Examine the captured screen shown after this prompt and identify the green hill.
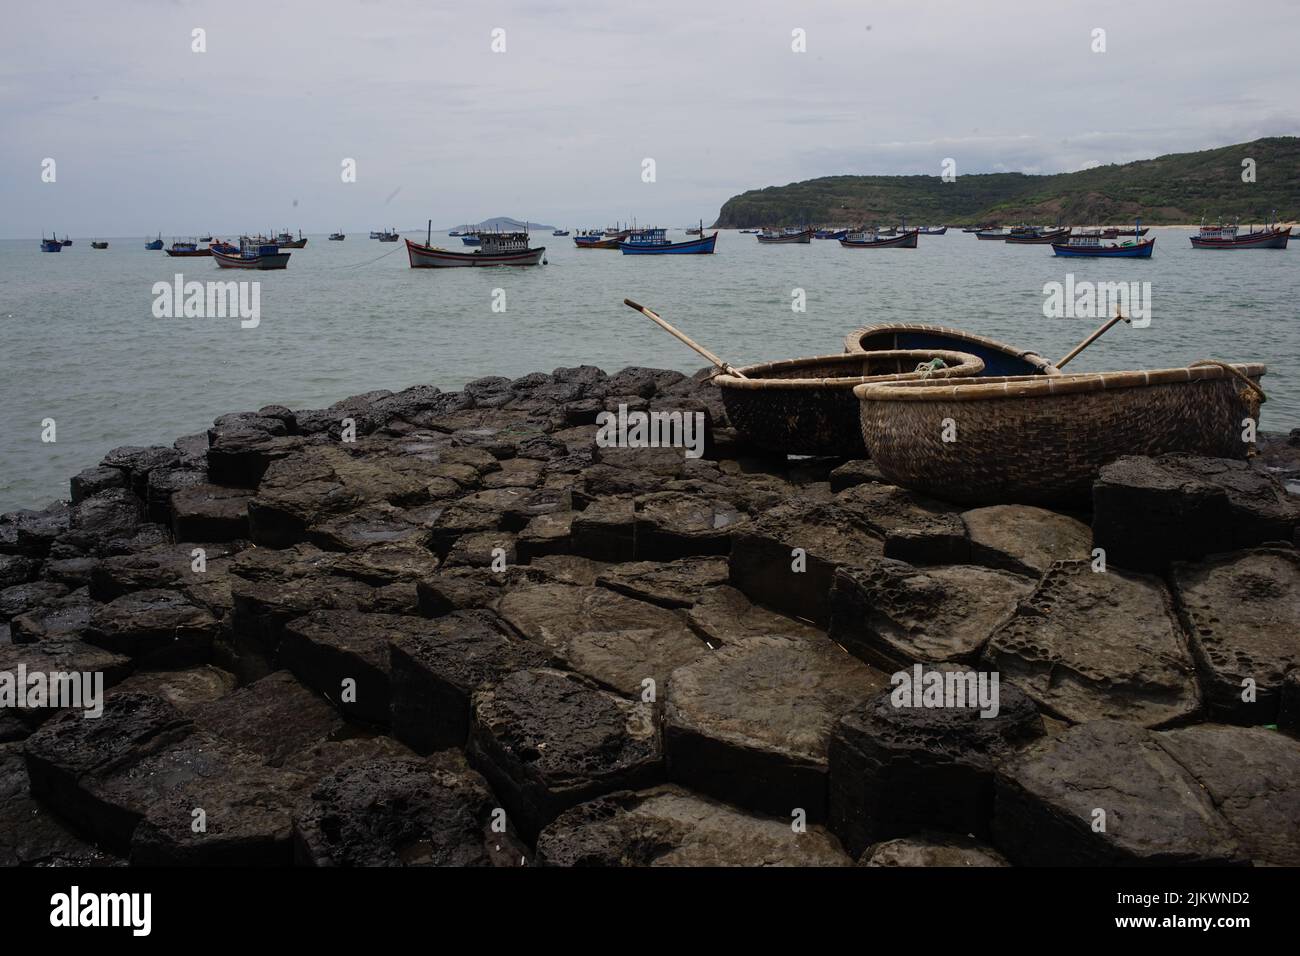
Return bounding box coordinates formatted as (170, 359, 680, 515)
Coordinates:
(713, 137, 1300, 227)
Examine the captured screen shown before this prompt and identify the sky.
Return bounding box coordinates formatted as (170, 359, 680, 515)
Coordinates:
(2, 0, 1298, 237)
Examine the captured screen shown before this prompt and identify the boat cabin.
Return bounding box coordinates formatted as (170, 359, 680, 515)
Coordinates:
(623, 228, 668, 247)
(478, 231, 531, 254)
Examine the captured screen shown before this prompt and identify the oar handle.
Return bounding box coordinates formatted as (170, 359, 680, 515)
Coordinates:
(623, 299, 747, 378)
(1055, 309, 1131, 370)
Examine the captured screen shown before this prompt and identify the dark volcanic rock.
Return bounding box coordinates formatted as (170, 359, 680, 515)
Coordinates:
(570, 496, 636, 562)
(467, 668, 662, 842)
(0, 555, 39, 589)
(829, 460, 888, 493)
(516, 511, 574, 560)
(0, 638, 133, 724)
(0, 744, 121, 866)
(663, 635, 889, 821)
(144, 466, 207, 525)
(1092, 454, 1298, 572)
(0, 581, 69, 621)
(107, 665, 237, 712)
(206, 430, 304, 489)
(860, 832, 1009, 867)
(536, 785, 851, 866)
(390, 611, 553, 754)
(829, 560, 1033, 669)
(170, 484, 252, 542)
(633, 492, 747, 560)
(9, 592, 99, 644)
(92, 541, 243, 617)
(1170, 547, 1300, 724)
(982, 561, 1199, 728)
(595, 557, 729, 609)
(685, 586, 824, 647)
(86, 589, 219, 665)
(192, 670, 345, 766)
(496, 583, 707, 696)
(962, 504, 1092, 576)
(828, 678, 1043, 857)
(729, 499, 884, 627)
(993, 720, 1246, 866)
(99, 445, 182, 498)
(294, 752, 525, 866)
(70, 465, 129, 505)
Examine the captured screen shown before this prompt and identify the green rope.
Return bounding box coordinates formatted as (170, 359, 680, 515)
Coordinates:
(915, 357, 948, 378)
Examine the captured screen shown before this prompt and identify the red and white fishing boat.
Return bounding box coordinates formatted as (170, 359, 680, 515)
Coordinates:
(756, 226, 814, 244)
(212, 236, 291, 270)
(1190, 217, 1290, 249)
(406, 221, 545, 267)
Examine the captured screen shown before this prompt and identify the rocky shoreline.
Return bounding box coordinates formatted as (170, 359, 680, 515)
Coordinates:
(2, 364, 1298, 867)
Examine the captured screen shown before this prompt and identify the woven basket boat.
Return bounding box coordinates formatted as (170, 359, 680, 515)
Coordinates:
(715, 349, 985, 457)
(843, 322, 1059, 376)
(854, 363, 1267, 506)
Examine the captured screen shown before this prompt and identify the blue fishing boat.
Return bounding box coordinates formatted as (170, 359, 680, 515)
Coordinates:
(145, 233, 164, 250)
(620, 226, 717, 255)
(461, 234, 482, 246)
(814, 228, 848, 240)
(552, 229, 570, 237)
(40, 234, 62, 252)
(1053, 223, 1155, 258)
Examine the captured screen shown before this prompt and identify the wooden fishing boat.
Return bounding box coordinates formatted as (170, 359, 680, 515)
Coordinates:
(814, 228, 849, 240)
(917, 226, 948, 235)
(685, 227, 702, 236)
(976, 229, 1009, 240)
(1052, 229, 1155, 258)
(145, 234, 164, 250)
(91, 241, 108, 249)
(756, 227, 813, 244)
(212, 237, 291, 270)
(1101, 226, 1149, 238)
(1190, 220, 1290, 249)
(855, 362, 1267, 505)
(407, 224, 544, 267)
(620, 227, 717, 255)
(199, 235, 213, 242)
(277, 230, 308, 248)
(328, 231, 345, 241)
(461, 235, 482, 246)
(574, 230, 624, 248)
(1005, 227, 1071, 244)
(739, 229, 760, 234)
(843, 322, 1058, 376)
(839, 228, 919, 249)
(552, 229, 570, 237)
(376, 229, 400, 242)
(165, 239, 212, 257)
(60, 236, 72, 246)
(715, 350, 987, 457)
(40, 235, 62, 252)
(369, 231, 383, 239)
(210, 240, 238, 254)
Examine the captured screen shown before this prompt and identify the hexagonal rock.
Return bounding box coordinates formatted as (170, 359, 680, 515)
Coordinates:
(729, 500, 884, 627)
(859, 833, 1009, 867)
(827, 679, 1043, 857)
(516, 511, 574, 561)
(982, 561, 1199, 728)
(1154, 723, 1300, 865)
(169, 484, 252, 542)
(206, 430, 304, 488)
(0, 555, 39, 589)
(0, 580, 69, 621)
(0, 744, 121, 866)
(1092, 454, 1298, 572)
(228, 545, 375, 649)
(0, 638, 133, 725)
(23, 693, 195, 851)
(632, 493, 747, 561)
(444, 531, 517, 569)
(191, 670, 345, 766)
(595, 557, 729, 609)
(86, 589, 219, 665)
(829, 560, 1033, 670)
(91, 541, 243, 613)
(107, 665, 237, 712)
(663, 635, 889, 821)
(280, 611, 431, 726)
(10, 593, 98, 644)
(294, 752, 525, 866)
(467, 668, 662, 842)
(1170, 547, 1300, 724)
(144, 466, 207, 525)
(390, 611, 553, 754)
(829, 460, 888, 493)
(961, 505, 1092, 577)
(686, 586, 824, 647)
(70, 465, 129, 505)
(570, 496, 636, 562)
(536, 785, 851, 866)
(496, 583, 708, 696)
(99, 445, 182, 498)
(993, 720, 1246, 866)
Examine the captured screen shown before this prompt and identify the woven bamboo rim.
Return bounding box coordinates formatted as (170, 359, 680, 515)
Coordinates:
(852, 362, 1268, 403)
(714, 349, 985, 391)
(842, 322, 1058, 374)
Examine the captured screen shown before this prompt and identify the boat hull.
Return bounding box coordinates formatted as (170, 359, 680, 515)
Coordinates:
(917, 227, 948, 235)
(574, 235, 622, 248)
(839, 230, 919, 249)
(405, 238, 545, 267)
(975, 231, 1008, 240)
(212, 249, 291, 270)
(1005, 229, 1072, 244)
(620, 233, 717, 255)
(757, 229, 814, 244)
(145, 241, 164, 250)
(40, 242, 62, 252)
(843, 323, 1058, 377)
(166, 249, 213, 257)
(1190, 228, 1290, 249)
(1052, 238, 1155, 258)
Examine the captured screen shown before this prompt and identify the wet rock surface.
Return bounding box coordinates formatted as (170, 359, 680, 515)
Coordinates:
(1, 369, 1292, 867)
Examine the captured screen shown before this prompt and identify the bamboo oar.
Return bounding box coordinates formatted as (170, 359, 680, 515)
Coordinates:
(1055, 309, 1131, 370)
(623, 299, 748, 378)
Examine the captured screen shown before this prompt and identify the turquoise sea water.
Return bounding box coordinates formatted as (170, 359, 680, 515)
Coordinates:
(2, 227, 1297, 511)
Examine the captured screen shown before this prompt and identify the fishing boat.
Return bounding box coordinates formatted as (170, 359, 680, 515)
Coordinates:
(963, 224, 996, 233)
(620, 226, 717, 255)
(1005, 227, 1071, 244)
(1190, 218, 1290, 249)
(814, 228, 849, 240)
(917, 226, 948, 235)
(839, 228, 919, 249)
(714, 350, 986, 457)
(277, 230, 308, 248)
(369, 231, 383, 239)
(407, 221, 545, 267)
(843, 323, 1058, 376)
(975, 228, 1009, 240)
(212, 237, 291, 270)
(210, 240, 238, 254)
(60, 236, 72, 246)
(1101, 226, 1149, 238)
(685, 226, 702, 236)
(145, 233, 164, 250)
(856, 362, 1267, 506)
(1052, 228, 1155, 258)
(552, 229, 570, 237)
(461, 235, 482, 246)
(756, 227, 813, 244)
(40, 235, 62, 252)
(739, 229, 761, 234)
(199, 235, 212, 242)
(165, 239, 212, 257)
(328, 231, 345, 241)
(377, 229, 400, 242)
(574, 229, 624, 248)
(91, 241, 108, 249)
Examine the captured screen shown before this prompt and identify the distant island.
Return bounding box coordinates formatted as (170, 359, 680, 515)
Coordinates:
(442, 216, 558, 232)
(712, 136, 1300, 227)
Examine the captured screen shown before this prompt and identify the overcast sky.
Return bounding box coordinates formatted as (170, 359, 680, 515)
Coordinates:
(3, 0, 1298, 237)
